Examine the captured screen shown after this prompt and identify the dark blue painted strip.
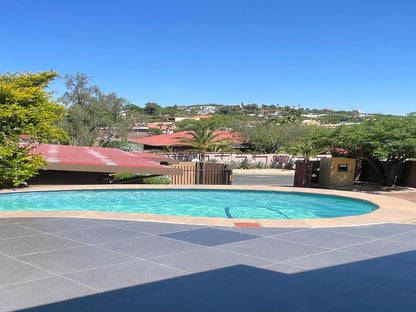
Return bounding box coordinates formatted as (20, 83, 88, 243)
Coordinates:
(224, 206, 233, 218)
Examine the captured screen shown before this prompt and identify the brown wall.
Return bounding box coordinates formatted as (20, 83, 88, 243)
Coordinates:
(319, 158, 356, 187)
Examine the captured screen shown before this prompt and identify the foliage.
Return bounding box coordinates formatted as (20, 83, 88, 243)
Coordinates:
(59, 73, 134, 146)
(110, 173, 138, 183)
(142, 175, 171, 184)
(268, 160, 284, 169)
(254, 161, 266, 169)
(0, 142, 46, 188)
(235, 119, 307, 153)
(176, 127, 233, 161)
(310, 115, 416, 185)
(286, 141, 318, 159)
(175, 115, 235, 132)
(111, 173, 171, 184)
(0, 71, 67, 188)
(0, 71, 67, 142)
(101, 140, 143, 152)
(229, 159, 254, 169)
(144, 102, 161, 116)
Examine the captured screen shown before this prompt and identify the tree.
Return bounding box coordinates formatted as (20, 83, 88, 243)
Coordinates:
(176, 127, 233, 161)
(311, 116, 416, 185)
(175, 115, 235, 132)
(0, 71, 67, 188)
(59, 73, 134, 146)
(235, 119, 307, 153)
(144, 102, 161, 116)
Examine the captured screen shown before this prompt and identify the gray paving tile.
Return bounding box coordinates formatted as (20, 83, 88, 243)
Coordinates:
(64, 260, 187, 291)
(151, 248, 273, 273)
(0, 276, 96, 312)
(285, 250, 373, 270)
(0, 258, 53, 286)
(0, 234, 84, 257)
(341, 239, 416, 257)
(17, 246, 136, 275)
(20, 218, 102, 233)
(54, 226, 148, 244)
(108, 220, 204, 234)
(262, 262, 308, 274)
(323, 223, 416, 238)
(0, 217, 53, 224)
(271, 228, 375, 249)
(217, 237, 328, 261)
(0, 224, 43, 240)
(216, 226, 303, 237)
(98, 236, 202, 259)
(386, 230, 416, 245)
(162, 227, 258, 246)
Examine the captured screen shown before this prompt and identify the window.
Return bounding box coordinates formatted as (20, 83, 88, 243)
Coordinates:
(338, 164, 348, 172)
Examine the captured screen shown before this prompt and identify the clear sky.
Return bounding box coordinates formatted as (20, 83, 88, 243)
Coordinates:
(1, 0, 415, 115)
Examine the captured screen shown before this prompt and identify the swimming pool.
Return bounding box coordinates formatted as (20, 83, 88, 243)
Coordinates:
(0, 189, 378, 219)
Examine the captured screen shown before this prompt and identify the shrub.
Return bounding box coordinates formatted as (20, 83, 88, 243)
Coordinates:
(111, 173, 138, 183)
(143, 176, 171, 184)
(239, 158, 254, 169)
(268, 160, 283, 169)
(254, 161, 266, 169)
(111, 174, 172, 184)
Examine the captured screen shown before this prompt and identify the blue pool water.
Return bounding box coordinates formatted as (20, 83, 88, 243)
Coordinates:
(0, 189, 378, 219)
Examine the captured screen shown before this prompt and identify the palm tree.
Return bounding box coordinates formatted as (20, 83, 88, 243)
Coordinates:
(176, 127, 232, 161)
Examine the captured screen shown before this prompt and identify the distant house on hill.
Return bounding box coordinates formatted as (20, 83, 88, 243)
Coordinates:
(165, 115, 212, 122)
(129, 131, 241, 152)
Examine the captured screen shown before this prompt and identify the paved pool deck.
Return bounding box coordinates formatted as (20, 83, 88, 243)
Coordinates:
(0, 185, 415, 311)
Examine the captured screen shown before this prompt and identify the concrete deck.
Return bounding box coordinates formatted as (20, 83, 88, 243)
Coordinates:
(0, 185, 415, 311)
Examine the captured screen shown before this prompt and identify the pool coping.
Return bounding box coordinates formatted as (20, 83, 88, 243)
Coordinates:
(1, 184, 416, 227)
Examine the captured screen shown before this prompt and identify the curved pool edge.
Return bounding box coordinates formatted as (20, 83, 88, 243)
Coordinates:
(1, 184, 416, 227)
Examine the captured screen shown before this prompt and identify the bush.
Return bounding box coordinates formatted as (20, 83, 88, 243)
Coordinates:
(111, 173, 138, 183)
(143, 176, 171, 184)
(254, 161, 266, 169)
(102, 140, 143, 152)
(268, 160, 284, 169)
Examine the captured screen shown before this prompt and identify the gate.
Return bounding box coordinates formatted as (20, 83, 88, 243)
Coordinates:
(168, 162, 232, 185)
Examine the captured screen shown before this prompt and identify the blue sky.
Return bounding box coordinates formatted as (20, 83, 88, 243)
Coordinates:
(1, 0, 415, 115)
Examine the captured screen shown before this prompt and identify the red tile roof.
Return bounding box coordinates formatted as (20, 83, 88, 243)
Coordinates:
(129, 131, 241, 147)
(30, 144, 181, 175)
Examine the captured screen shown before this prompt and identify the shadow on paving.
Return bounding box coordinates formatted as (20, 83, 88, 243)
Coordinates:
(17, 250, 416, 312)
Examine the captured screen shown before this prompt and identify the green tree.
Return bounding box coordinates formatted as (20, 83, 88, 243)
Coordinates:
(176, 127, 233, 161)
(311, 116, 416, 185)
(236, 119, 307, 153)
(175, 115, 235, 132)
(59, 73, 134, 146)
(0, 71, 67, 188)
(144, 102, 161, 116)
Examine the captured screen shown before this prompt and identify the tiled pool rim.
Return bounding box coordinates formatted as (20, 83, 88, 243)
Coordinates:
(1, 185, 416, 227)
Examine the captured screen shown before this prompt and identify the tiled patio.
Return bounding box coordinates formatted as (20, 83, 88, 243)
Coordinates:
(1, 217, 415, 311)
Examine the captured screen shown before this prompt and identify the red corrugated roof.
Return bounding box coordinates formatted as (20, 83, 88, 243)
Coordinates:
(129, 131, 241, 147)
(30, 144, 181, 174)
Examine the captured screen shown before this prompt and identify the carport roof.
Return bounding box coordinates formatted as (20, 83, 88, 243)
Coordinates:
(31, 144, 181, 175)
